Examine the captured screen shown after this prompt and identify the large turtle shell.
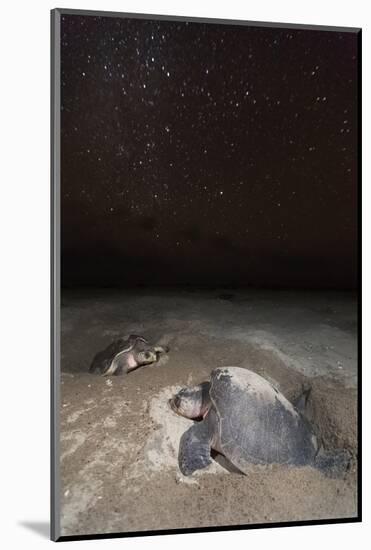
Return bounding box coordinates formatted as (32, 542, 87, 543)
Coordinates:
(209, 367, 318, 472)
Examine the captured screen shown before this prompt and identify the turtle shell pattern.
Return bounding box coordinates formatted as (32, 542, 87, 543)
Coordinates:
(209, 367, 318, 472)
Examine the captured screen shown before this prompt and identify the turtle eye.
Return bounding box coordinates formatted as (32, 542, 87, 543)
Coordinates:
(144, 352, 151, 359)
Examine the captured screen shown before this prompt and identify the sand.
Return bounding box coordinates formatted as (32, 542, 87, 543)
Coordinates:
(58, 289, 358, 537)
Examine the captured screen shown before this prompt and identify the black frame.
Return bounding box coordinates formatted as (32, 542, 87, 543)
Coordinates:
(51, 7, 362, 542)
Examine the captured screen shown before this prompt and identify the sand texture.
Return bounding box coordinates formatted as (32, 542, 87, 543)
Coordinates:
(59, 289, 358, 536)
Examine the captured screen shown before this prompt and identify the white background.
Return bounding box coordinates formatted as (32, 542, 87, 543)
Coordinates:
(0, 0, 368, 548)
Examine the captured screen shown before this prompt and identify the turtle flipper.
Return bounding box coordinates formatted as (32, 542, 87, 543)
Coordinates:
(179, 420, 212, 476)
(89, 338, 129, 375)
(102, 356, 127, 376)
(314, 448, 350, 478)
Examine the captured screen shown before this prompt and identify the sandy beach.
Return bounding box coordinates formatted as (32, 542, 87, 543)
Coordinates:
(59, 288, 358, 536)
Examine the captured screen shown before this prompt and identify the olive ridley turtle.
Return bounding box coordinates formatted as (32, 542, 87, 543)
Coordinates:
(170, 367, 349, 477)
(89, 334, 169, 376)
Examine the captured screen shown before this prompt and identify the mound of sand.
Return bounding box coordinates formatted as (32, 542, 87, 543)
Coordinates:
(129, 385, 227, 482)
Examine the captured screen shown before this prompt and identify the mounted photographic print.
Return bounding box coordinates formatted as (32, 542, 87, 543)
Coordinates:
(51, 8, 361, 541)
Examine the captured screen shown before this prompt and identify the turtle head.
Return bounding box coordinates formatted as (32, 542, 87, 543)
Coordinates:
(135, 349, 158, 365)
(131, 337, 159, 366)
(132, 337, 169, 366)
(169, 382, 210, 419)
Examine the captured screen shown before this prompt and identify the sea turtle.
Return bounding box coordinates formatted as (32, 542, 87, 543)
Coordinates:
(89, 334, 169, 376)
(169, 367, 349, 477)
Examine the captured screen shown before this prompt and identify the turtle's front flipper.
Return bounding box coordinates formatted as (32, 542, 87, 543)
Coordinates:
(179, 418, 213, 476)
(103, 351, 133, 376)
(314, 448, 351, 478)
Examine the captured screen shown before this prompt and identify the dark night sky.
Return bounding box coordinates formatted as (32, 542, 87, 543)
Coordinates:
(60, 14, 358, 288)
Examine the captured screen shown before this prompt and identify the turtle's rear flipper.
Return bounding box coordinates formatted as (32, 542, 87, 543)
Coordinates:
(179, 420, 212, 476)
(314, 448, 351, 478)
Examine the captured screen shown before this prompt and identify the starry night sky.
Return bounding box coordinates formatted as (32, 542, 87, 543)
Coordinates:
(60, 14, 358, 288)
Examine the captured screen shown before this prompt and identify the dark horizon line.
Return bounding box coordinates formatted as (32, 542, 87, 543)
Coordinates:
(61, 283, 358, 292)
